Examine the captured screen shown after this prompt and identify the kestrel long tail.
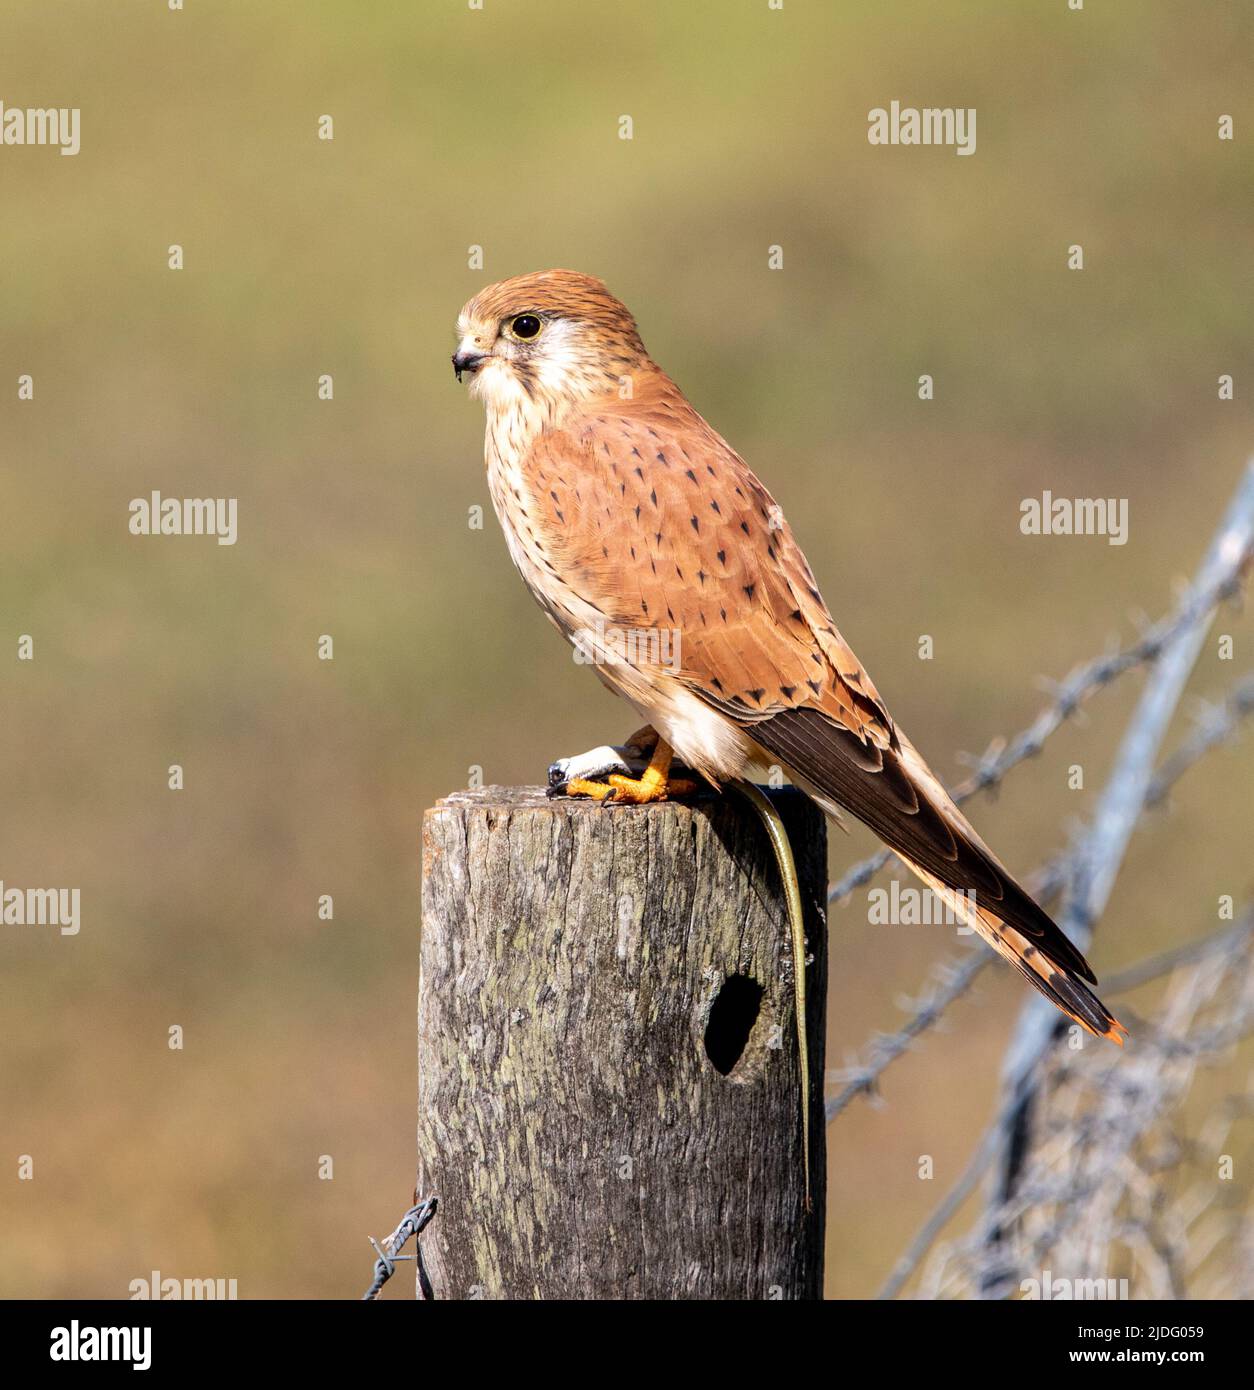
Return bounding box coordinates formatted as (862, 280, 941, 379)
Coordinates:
(750, 716, 1125, 1041)
(452, 269, 1126, 1095)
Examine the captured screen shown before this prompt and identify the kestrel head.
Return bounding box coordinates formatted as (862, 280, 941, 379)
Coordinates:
(453, 269, 649, 414)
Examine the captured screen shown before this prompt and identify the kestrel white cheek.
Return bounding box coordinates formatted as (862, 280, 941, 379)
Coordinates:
(469, 356, 523, 408)
(530, 319, 580, 393)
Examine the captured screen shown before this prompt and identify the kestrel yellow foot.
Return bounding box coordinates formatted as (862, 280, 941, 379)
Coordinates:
(562, 776, 616, 801)
(547, 733, 699, 803)
(607, 739, 698, 804)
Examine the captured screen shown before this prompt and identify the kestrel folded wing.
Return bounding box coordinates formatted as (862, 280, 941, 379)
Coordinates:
(530, 398, 1103, 997)
(529, 400, 890, 733)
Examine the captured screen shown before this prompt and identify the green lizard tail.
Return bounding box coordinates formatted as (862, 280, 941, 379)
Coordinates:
(729, 780, 812, 1213)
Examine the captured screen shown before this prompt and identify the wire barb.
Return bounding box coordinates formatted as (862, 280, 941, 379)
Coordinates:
(361, 1196, 439, 1301)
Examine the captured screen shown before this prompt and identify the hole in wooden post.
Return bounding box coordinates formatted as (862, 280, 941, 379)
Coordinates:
(704, 974, 765, 1075)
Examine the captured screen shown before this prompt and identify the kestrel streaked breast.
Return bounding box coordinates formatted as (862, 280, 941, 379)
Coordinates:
(452, 268, 1125, 1045)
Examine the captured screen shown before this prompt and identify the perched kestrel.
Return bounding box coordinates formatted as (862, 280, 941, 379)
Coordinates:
(453, 269, 1125, 1046)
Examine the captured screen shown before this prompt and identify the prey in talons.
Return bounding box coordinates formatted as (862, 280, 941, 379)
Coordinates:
(547, 726, 700, 805)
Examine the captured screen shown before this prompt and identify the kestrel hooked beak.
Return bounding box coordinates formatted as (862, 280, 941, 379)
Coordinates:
(452, 267, 1126, 1046)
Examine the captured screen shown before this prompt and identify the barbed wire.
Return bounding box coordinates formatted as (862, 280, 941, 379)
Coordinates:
(907, 912, 1254, 1299)
(863, 462, 1254, 1300)
(361, 1196, 439, 1301)
(875, 906, 1254, 1298)
(986, 463, 1254, 1258)
(1144, 672, 1254, 809)
(824, 666, 1254, 1122)
(828, 539, 1250, 908)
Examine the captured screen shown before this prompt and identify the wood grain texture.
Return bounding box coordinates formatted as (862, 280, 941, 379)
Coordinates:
(417, 784, 826, 1300)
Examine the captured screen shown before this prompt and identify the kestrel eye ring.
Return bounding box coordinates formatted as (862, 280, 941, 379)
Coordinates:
(508, 314, 543, 341)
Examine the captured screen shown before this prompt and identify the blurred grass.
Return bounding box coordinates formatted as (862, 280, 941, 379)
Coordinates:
(1, 0, 1251, 1297)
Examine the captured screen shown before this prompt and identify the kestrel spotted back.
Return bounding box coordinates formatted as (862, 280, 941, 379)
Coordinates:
(452, 268, 1125, 1045)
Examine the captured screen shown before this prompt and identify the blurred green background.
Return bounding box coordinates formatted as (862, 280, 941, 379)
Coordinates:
(1, 0, 1251, 1298)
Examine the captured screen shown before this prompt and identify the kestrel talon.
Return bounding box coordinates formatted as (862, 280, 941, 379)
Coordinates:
(453, 268, 1126, 1045)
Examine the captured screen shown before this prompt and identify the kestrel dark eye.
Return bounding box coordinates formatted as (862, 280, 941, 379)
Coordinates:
(510, 314, 542, 341)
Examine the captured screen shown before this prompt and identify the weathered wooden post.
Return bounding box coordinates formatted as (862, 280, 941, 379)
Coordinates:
(417, 784, 827, 1299)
